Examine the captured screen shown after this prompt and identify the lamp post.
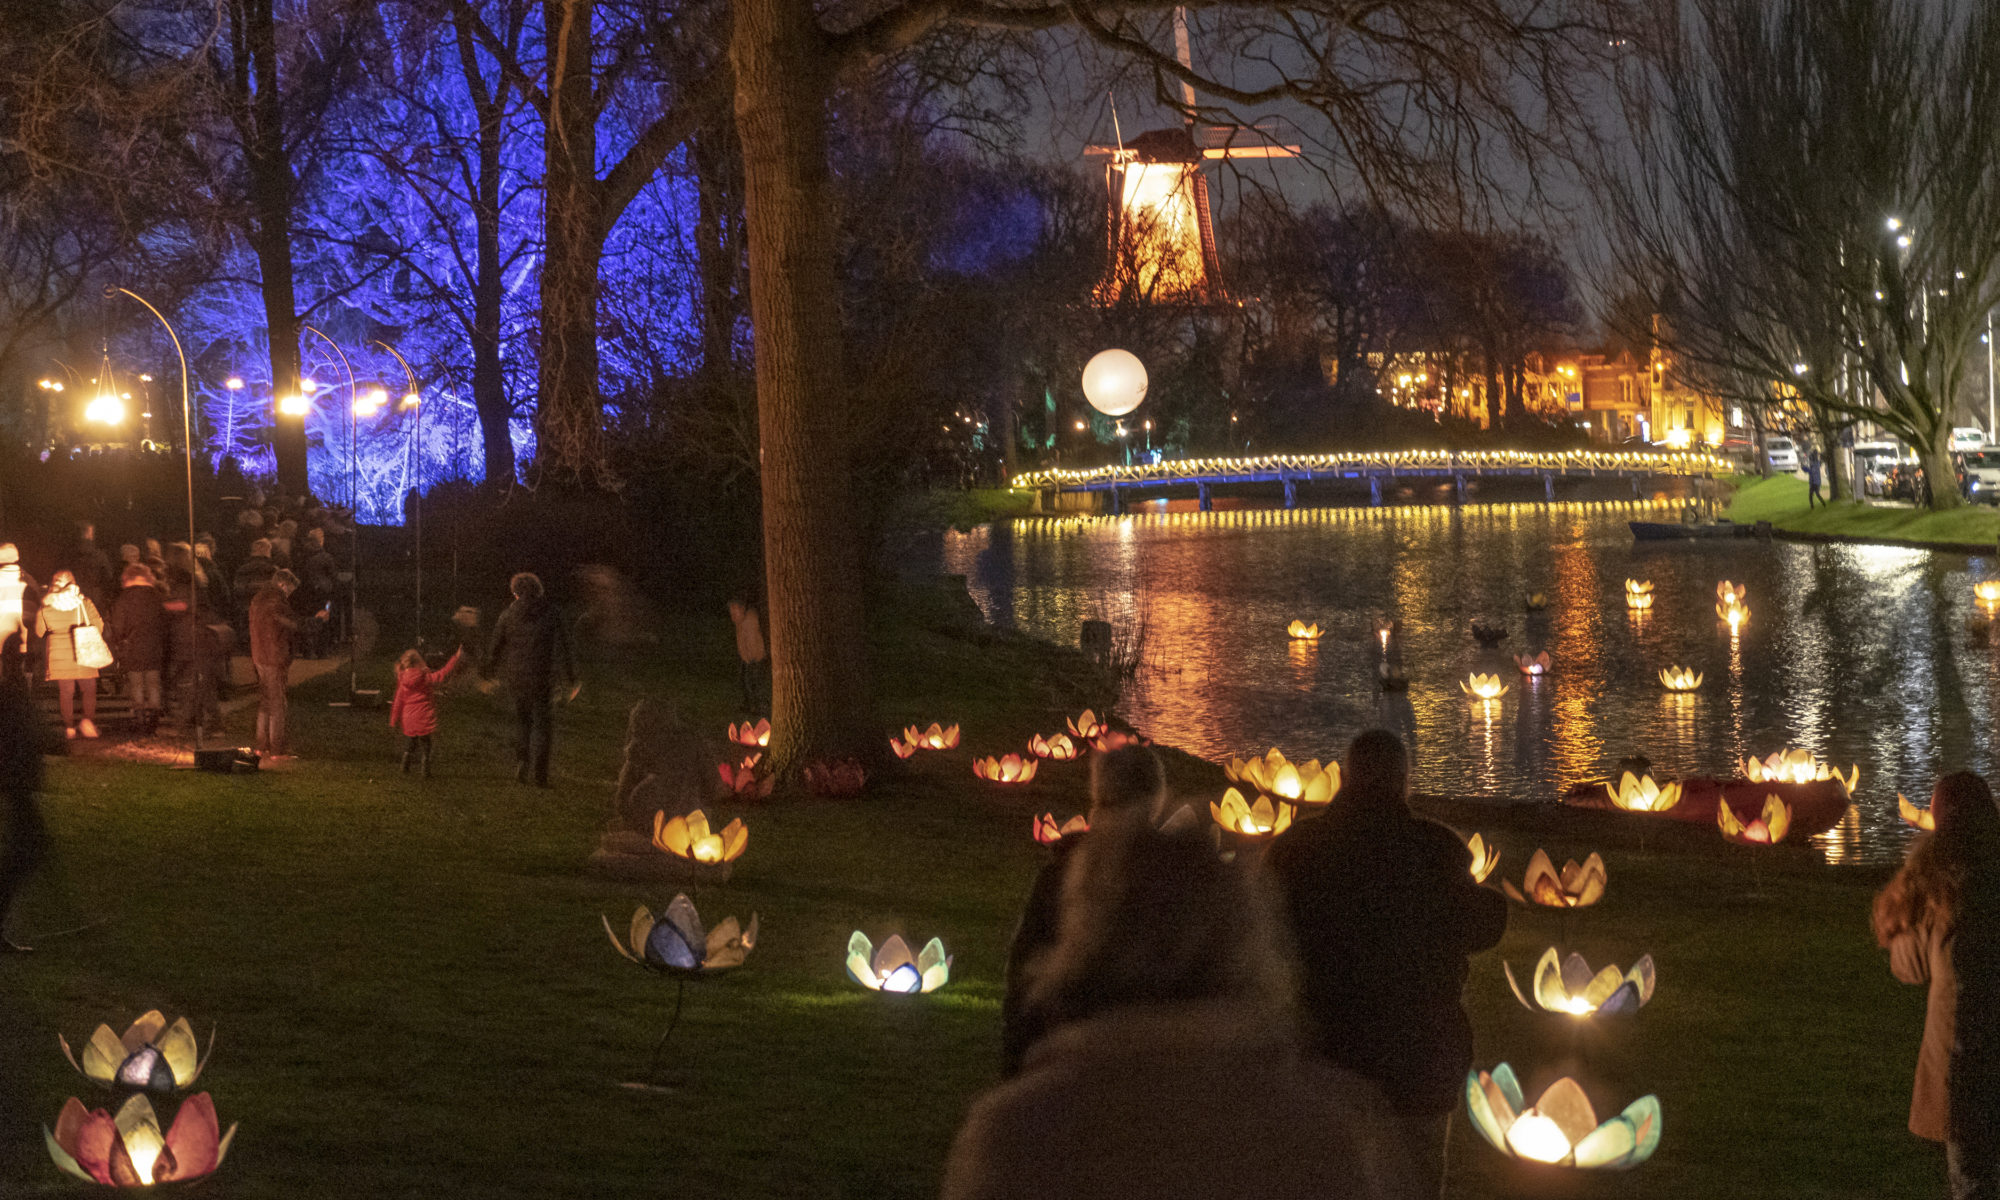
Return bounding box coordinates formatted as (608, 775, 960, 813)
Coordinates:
(302, 325, 361, 697)
(371, 340, 422, 643)
(109, 286, 201, 753)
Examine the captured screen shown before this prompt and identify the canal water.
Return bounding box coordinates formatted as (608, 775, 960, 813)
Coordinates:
(939, 496, 2000, 866)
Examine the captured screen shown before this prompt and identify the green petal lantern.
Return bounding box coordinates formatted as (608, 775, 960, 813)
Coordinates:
(846, 932, 951, 994)
(1504, 949, 1656, 1017)
(1466, 1064, 1661, 1169)
(60, 1013, 213, 1095)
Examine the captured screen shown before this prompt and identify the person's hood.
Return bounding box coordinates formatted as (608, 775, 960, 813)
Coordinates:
(44, 584, 82, 611)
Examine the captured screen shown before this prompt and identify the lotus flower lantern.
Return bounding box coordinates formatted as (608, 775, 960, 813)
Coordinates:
(1718, 601, 1749, 629)
(1718, 794, 1792, 844)
(1716, 581, 1747, 607)
(1465, 832, 1500, 883)
(1514, 652, 1551, 676)
(1524, 592, 1549, 612)
(727, 718, 770, 747)
(46, 1093, 237, 1187)
(973, 753, 1039, 784)
(1604, 772, 1682, 813)
(1977, 581, 2000, 607)
(1066, 710, 1106, 741)
(652, 809, 747, 872)
(604, 896, 757, 975)
(846, 932, 951, 994)
(1222, 748, 1339, 805)
(718, 754, 774, 799)
(1624, 580, 1654, 610)
(1466, 1065, 1662, 1169)
(1505, 949, 1656, 1017)
(1900, 792, 1936, 831)
(1658, 666, 1702, 692)
(1287, 619, 1323, 640)
(1027, 732, 1081, 761)
(60, 1013, 211, 1096)
(1742, 748, 1858, 791)
(1210, 787, 1295, 837)
(891, 723, 960, 757)
(1033, 813, 1089, 845)
(1503, 849, 1607, 908)
(1462, 673, 1510, 701)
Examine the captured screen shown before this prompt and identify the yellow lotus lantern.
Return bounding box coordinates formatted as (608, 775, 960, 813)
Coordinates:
(1514, 652, 1551, 676)
(1210, 787, 1295, 837)
(1462, 673, 1510, 701)
(1287, 619, 1323, 640)
(846, 932, 951, 994)
(1900, 792, 1936, 832)
(1222, 748, 1340, 805)
(1466, 1065, 1662, 1169)
(1502, 849, 1607, 908)
(60, 1013, 211, 1095)
(1742, 748, 1858, 791)
(973, 753, 1039, 784)
(1506, 948, 1656, 1017)
(1524, 592, 1549, 612)
(1717, 601, 1749, 628)
(46, 1093, 237, 1187)
(1719, 794, 1792, 844)
(1716, 581, 1747, 607)
(1976, 581, 2000, 606)
(1604, 771, 1682, 813)
(604, 895, 757, 975)
(1067, 710, 1106, 741)
(901, 722, 960, 751)
(1658, 666, 1702, 692)
(727, 718, 770, 747)
(1465, 832, 1500, 883)
(1033, 813, 1089, 845)
(1027, 732, 1081, 761)
(717, 754, 774, 799)
(1374, 617, 1396, 648)
(652, 808, 748, 866)
(1624, 579, 1654, 610)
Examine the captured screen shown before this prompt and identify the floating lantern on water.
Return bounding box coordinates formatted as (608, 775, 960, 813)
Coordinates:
(973, 753, 1039, 784)
(60, 1014, 211, 1096)
(1503, 849, 1607, 908)
(1374, 617, 1396, 647)
(1604, 771, 1682, 813)
(1977, 581, 2000, 607)
(1287, 619, 1323, 640)
(1223, 748, 1340, 805)
(1741, 748, 1858, 791)
(1900, 792, 1936, 831)
(652, 808, 747, 867)
(846, 932, 951, 994)
(1718, 794, 1792, 844)
(1505, 948, 1657, 1017)
(1466, 832, 1500, 883)
(46, 1093, 237, 1187)
(605, 895, 757, 975)
(1462, 673, 1510, 701)
(1033, 813, 1089, 845)
(1624, 580, 1654, 610)
(803, 758, 867, 798)
(1658, 666, 1702, 692)
(1067, 710, 1106, 741)
(1210, 787, 1295, 836)
(1717, 600, 1749, 629)
(1466, 1065, 1662, 1169)
(1027, 732, 1081, 761)
(1524, 592, 1548, 612)
(900, 723, 960, 752)
(727, 718, 770, 747)
(1515, 652, 1551, 676)
(717, 754, 774, 799)
(1716, 581, 1747, 607)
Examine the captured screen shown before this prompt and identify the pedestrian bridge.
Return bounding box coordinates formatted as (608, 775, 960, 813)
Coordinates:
(1011, 448, 1726, 512)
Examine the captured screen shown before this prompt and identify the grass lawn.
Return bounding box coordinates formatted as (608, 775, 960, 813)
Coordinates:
(0, 583, 1946, 1198)
(1727, 473, 2000, 547)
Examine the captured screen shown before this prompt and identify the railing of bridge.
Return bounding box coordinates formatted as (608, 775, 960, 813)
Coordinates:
(1011, 448, 1727, 490)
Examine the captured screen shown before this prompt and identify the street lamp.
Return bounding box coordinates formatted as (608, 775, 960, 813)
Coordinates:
(108, 285, 202, 753)
(370, 339, 424, 643)
(302, 325, 363, 698)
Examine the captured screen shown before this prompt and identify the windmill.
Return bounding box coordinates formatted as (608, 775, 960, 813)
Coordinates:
(1086, 8, 1299, 306)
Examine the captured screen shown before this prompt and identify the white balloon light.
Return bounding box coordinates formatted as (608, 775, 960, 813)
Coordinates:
(1082, 349, 1148, 417)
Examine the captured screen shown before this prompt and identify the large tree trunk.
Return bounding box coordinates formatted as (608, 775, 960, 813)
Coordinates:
(1924, 434, 1966, 510)
(244, 0, 306, 495)
(536, 0, 605, 484)
(732, 0, 873, 774)
(458, 10, 514, 488)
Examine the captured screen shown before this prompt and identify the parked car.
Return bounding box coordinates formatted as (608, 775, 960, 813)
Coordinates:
(1963, 450, 2000, 504)
(1854, 440, 1913, 498)
(1953, 426, 1990, 453)
(1764, 436, 1799, 473)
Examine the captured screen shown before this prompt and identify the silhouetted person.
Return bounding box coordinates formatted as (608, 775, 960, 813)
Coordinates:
(1001, 745, 1179, 1077)
(106, 564, 168, 736)
(0, 633, 48, 951)
(946, 819, 1416, 1200)
(68, 522, 113, 607)
(249, 570, 301, 757)
(485, 572, 575, 787)
(1807, 447, 1824, 508)
(1265, 729, 1507, 1197)
(1876, 771, 2000, 1196)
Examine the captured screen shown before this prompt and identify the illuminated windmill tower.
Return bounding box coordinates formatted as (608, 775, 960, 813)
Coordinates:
(1087, 10, 1298, 305)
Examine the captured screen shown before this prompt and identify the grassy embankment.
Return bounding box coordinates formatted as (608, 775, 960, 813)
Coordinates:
(1728, 472, 2000, 547)
(0, 580, 1942, 1199)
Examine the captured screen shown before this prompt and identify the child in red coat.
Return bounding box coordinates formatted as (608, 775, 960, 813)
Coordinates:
(389, 645, 464, 777)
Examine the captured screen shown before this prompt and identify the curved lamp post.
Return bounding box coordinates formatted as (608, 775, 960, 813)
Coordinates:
(108, 287, 201, 752)
(302, 325, 361, 697)
(370, 340, 422, 642)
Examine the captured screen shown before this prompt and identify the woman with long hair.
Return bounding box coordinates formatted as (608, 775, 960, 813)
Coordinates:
(1875, 771, 2000, 1190)
(31, 570, 104, 739)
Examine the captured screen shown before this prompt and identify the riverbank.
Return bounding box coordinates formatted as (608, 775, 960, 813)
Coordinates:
(0, 579, 1939, 1198)
(1727, 473, 2000, 551)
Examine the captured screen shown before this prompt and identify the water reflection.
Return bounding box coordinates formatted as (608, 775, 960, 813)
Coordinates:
(936, 501, 2000, 865)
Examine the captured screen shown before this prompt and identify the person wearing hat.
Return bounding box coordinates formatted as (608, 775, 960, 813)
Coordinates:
(0, 545, 35, 682)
